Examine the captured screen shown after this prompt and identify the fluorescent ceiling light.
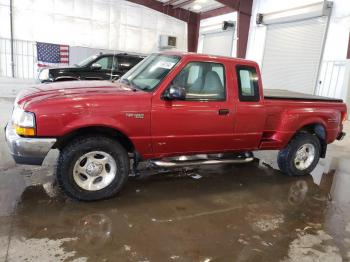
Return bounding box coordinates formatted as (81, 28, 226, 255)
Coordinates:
(192, 4, 202, 10)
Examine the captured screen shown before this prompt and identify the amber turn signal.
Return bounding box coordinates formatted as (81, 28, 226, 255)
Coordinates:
(14, 125, 36, 136)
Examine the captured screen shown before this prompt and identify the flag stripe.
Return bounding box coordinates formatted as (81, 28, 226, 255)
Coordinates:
(37, 42, 69, 67)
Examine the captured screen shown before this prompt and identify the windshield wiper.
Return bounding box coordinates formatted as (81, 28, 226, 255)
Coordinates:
(120, 78, 143, 91)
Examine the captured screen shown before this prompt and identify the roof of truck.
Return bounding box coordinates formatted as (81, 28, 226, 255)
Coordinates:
(100, 53, 146, 58)
(160, 51, 258, 66)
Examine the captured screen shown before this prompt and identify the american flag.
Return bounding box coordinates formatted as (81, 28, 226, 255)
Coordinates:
(36, 42, 69, 67)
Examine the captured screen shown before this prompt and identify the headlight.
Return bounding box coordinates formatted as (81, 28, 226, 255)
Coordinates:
(12, 106, 36, 136)
(38, 68, 49, 81)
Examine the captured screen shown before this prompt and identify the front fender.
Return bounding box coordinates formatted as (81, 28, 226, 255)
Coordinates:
(61, 116, 131, 138)
(51, 112, 152, 157)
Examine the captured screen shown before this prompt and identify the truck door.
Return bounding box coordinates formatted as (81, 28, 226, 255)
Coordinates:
(233, 65, 266, 149)
(151, 60, 236, 156)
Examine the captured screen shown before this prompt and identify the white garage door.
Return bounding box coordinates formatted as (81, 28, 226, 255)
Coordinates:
(202, 30, 234, 57)
(262, 17, 328, 94)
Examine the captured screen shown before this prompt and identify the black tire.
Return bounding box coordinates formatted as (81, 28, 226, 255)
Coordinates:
(56, 136, 130, 201)
(277, 133, 321, 176)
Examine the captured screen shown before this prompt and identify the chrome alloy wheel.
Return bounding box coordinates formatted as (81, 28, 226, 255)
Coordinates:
(73, 151, 117, 191)
(294, 143, 316, 170)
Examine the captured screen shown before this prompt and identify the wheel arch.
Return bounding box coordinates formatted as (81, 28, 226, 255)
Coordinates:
(53, 125, 135, 153)
(295, 122, 327, 158)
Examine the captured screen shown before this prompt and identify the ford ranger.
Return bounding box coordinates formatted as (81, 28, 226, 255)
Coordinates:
(5, 52, 347, 201)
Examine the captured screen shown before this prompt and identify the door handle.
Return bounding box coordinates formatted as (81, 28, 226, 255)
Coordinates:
(218, 109, 229, 115)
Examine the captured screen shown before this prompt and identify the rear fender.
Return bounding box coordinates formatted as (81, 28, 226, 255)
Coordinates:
(281, 116, 328, 158)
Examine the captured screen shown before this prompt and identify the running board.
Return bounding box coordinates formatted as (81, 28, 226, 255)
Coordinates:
(150, 156, 254, 168)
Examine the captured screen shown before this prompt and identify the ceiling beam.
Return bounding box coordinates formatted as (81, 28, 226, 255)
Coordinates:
(126, 0, 198, 23)
(172, 0, 196, 9)
(201, 0, 253, 58)
(214, 0, 240, 10)
(200, 6, 234, 20)
(126, 0, 200, 52)
(214, 0, 252, 16)
(163, 0, 179, 6)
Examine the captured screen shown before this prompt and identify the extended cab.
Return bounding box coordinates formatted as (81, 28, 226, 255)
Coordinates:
(6, 52, 347, 201)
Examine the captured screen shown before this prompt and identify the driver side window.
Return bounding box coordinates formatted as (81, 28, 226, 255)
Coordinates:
(172, 61, 226, 101)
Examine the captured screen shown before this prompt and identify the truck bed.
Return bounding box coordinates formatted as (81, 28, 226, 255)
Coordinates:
(264, 89, 343, 102)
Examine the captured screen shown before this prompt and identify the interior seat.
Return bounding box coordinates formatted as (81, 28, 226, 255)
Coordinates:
(187, 77, 204, 94)
(201, 71, 224, 99)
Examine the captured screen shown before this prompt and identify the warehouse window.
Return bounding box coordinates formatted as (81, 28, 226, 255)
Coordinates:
(236, 65, 260, 102)
(172, 62, 226, 101)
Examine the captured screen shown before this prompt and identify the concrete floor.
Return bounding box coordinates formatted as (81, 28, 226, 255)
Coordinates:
(0, 97, 350, 262)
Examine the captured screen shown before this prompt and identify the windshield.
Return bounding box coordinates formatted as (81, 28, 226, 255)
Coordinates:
(77, 54, 99, 67)
(120, 54, 180, 91)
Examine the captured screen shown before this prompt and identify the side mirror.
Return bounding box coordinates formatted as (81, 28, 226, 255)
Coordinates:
(164, 85, 186, 100)
(91, 63, 102, 70)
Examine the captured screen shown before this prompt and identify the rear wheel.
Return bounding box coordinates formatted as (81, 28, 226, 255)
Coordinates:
(56, 136, 129, 201)
(278, 133, 321, 176)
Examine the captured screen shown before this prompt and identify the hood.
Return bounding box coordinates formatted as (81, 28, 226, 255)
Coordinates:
(16, 80, 148, 108)
(41, 65, 78, 71)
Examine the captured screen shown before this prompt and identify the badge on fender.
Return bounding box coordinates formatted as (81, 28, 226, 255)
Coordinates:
(125, 113, 144, 119)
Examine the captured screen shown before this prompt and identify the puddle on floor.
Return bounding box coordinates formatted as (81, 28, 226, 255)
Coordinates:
(0, 155, 349, 261)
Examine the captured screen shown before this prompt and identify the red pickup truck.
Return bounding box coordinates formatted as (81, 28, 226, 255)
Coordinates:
(6, 52, 347, 201)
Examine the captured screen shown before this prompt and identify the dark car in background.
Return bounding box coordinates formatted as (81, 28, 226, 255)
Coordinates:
(38, 53, 145, 83)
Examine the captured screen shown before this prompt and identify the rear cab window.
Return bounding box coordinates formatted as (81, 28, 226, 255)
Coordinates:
(236, 65, 260, 102)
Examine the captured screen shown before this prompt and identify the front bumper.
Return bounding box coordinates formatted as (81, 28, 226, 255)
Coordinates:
(5, 124, 57, 165)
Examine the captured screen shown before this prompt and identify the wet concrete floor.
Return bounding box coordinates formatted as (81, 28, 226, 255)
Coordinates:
(0, 98, 350, 261)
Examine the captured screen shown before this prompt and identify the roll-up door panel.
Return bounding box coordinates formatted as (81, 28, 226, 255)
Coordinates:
(262, 17, 328, 94)
(202, 30, 234, 57)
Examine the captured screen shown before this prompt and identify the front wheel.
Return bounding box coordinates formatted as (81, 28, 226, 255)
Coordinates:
(56, 136, 130, 201)
(278, 133, 321, 176)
